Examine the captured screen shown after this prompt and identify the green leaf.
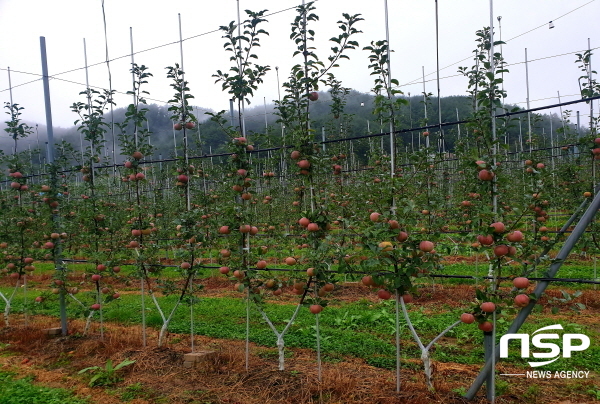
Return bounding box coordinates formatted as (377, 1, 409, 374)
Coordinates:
(113, 359, 136, 371)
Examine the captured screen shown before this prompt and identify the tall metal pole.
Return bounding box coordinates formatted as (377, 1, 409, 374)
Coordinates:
(525, 48, 532, 151)
(263, 96, 268, 132)
(408, 92, 414, 152)
(488, 3, 497, 401)
(83, 39, 94, 177)
(384, 0, 395, 190)
(40, 36, 66, 336)
(456, 108, 461, 141)
(435, 0, 443, 152)
(173, 126, 178, 157)
(422, 66, 429, 148)
(7, 67, 16, 155)
(130, 27, 138, 148)
(178, 13, 191, 212)
(35, 124, 41, 164)
(237, 0, 247, 138)
(557, 91, 566, 143)
(384, 0, 399, 391)
(101, 0, 116, 171)
(497, 15, 507, 148)
(588, 38, 594, 134)
(7, 67, 14, 106)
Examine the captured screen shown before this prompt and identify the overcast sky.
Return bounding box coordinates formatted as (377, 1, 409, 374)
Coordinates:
(0, 0, 598, 134)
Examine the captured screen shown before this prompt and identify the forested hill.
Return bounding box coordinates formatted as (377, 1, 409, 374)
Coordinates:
(2, 91, 570, 162)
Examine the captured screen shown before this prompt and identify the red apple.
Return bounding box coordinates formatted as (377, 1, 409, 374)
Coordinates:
(298, 160, 311, 170)
(478, 169, 494, 181)
(362, 276, 374, 287)
(506, 231, 523, 243)
(480, 302, 496, 313)
(309, 304, 323, 314)
(513, 277, 529, 289)
(419, 241, 434, 252)
(396, 231, 408, 242)
(377, 289, 392, 300)
(477, 235, 494, 246)
(307, 223, 319, 232)
(514, 294, 530, 307)
(461, 313, 475, 324)
(308, 91, 319, 101)
(478, 321, 493, 332)
(493, 245, 509, 257)
(490, 222, 505, 233)
(369, 212, 381, 222)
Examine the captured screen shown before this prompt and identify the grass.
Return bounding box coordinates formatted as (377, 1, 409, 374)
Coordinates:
(2, 285, 598, 373)
(0, 370, 89, 404)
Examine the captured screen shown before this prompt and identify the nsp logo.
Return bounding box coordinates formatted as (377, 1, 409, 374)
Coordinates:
(499, 324, 590, 367)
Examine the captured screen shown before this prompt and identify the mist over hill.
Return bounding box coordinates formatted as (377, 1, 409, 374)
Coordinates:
(1, 90, 571, 165)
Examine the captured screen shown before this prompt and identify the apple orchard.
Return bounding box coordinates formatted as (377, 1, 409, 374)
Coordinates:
(1, 2, 599, 403)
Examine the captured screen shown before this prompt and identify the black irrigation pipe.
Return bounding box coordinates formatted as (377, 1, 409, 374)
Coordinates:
(0, 138, 588, 184)
(2, 96, 598, 185)
(321, 95, 600, 144)
(426, 274, 600, 285)
(59, 259, 600, 285)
